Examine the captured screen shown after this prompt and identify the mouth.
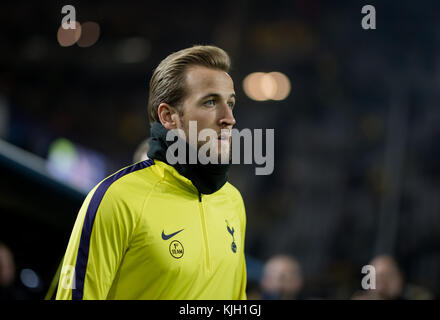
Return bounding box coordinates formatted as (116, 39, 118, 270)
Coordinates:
(218, 135, 230, 141)
(218, 130, 231, 141)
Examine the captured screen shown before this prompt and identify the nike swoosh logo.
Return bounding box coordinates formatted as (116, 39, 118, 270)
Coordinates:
(162, 229, 184, 240)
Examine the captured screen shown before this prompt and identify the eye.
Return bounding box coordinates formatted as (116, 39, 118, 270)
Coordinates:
(227, 101, 235, 109)
(204, 99, 216, 107)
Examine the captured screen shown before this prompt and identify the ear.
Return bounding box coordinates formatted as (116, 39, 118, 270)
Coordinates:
(158, 103, 179, 130)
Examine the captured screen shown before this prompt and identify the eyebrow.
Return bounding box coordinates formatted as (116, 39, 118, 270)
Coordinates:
(200, 93, 236, 101)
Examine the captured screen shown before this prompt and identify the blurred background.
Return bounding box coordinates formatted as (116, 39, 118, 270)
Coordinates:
(1, 0, 439, 300)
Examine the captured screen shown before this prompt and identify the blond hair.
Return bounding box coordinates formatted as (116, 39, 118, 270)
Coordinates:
(147, 45, 231, 124)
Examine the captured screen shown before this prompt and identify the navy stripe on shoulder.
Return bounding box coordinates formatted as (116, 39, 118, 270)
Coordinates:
(72, 159, 154, 300)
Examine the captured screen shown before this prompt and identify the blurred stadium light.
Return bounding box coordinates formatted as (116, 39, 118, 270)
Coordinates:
(115, 37, 151, 63)
(0, 139, 84, 196)
(77, 22, 100, 48)
(243, 72, 291, 101)
(57, 21, 82, 47)
(47, 138, 107, 193)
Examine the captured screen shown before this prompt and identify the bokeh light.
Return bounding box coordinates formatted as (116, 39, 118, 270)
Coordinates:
(47, 138, 78, 178)
(115, 37, 151, 63)
(20, 269, 41, 290)
(57, 21, 82, 47)
(268, 72, 291, 100)
(77, 21, 100, 48)
(243, 72, 291, 101)
(243, 72, 268, 101)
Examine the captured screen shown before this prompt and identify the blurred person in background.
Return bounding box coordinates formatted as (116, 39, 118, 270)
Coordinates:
(352, 254, 433, 300)
(260, 254, 305, 299)
(246, 279, 263, 300)
(372, 255, 405, 300)
(0, 243, 33, 300)
(132, 138, 150, 163)
(0, 243, 16, 299)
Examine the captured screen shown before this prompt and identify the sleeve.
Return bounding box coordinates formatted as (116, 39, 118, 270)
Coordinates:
(56, 182, 137, 300)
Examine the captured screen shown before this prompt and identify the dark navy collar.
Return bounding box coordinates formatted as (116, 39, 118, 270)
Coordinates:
(147, 121, 230, 195)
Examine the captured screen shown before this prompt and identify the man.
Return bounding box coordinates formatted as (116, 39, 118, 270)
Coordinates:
(352, 254, 433, 300)
(260, 254, 304, 300)
(56, 45, 247, 300)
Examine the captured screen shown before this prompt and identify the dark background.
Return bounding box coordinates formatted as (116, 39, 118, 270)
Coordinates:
(1, 0, 439, 299)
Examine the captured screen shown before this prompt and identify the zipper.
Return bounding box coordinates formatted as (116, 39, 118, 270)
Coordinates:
(198, 191, 211, 271)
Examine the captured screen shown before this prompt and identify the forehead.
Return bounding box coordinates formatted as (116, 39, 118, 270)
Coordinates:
(184, 65, 234, 97)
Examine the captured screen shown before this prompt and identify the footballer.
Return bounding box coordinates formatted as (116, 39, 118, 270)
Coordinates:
(56, 45, 247, 300)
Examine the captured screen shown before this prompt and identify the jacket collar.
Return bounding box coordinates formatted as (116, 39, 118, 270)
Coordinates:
(151, 159, 198, 194)
(146, 121, 230, 195)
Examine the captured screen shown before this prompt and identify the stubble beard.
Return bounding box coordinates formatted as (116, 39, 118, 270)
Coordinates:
(179, 118, 232, 164)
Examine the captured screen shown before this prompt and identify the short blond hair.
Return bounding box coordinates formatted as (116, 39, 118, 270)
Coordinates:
(147, 45, 231, 124)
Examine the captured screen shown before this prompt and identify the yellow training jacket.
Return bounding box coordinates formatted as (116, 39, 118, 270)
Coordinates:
(56, 159, 247, 300)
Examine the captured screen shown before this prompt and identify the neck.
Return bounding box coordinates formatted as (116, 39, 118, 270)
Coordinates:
(147, 121, 230, 194)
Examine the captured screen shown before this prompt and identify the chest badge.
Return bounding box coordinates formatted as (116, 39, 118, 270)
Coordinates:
(169, 240, 184, 259)
(225, 220, 237, 253)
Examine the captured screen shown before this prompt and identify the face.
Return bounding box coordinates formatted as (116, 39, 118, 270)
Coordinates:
(373, 257, 403, 299)
(173, 65, 236, 162)
(261, 256, 303, 299)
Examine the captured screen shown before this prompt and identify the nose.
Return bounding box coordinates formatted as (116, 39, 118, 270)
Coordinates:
(219, 102, 236, 128)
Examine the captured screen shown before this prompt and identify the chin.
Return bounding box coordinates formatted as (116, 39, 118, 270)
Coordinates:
(198, 140, 231, 164)
(218, 149, 231, 164)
